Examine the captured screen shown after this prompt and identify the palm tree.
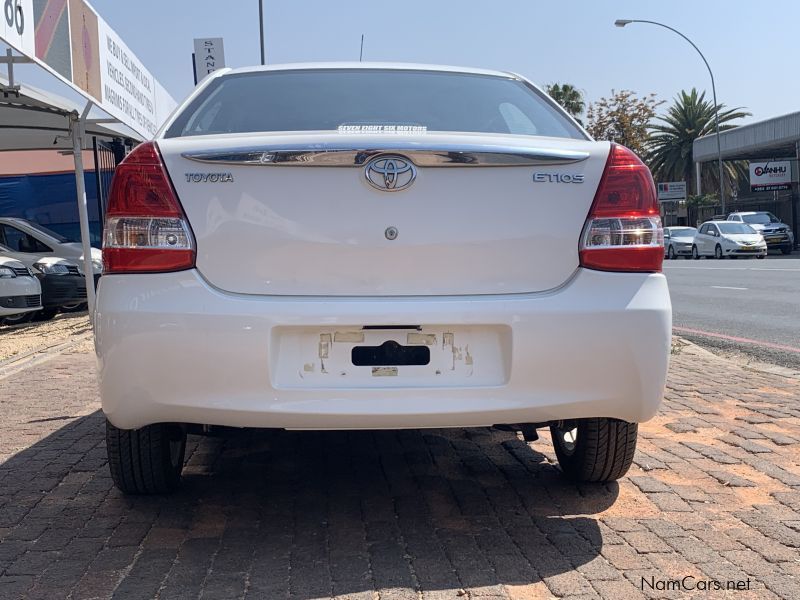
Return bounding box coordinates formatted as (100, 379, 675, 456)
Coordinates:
(647, 89, 750, 197)
(545, 83, 585, 121)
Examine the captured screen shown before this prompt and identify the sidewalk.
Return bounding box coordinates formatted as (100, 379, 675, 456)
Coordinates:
(0, 341, 798, 599)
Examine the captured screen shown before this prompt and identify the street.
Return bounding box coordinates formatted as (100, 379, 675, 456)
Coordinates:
(664, 255, 800, 369)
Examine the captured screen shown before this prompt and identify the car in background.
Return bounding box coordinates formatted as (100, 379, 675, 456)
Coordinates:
(0, 257, 42, 326)
(727, 211, 794, 254)
(663, 226, 697, 259)
(0, 244, 87, 322)
(0, 217, 103, 277)
(692, 221, 767, 259)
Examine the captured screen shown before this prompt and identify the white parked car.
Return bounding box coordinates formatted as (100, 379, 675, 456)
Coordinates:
(0, 256, 42, 325)
(0, 244, 88, 321)
(96, 63, 672, 494)
(0, 217, 103, 276)
(664, 226, 697, 259)
(692, 221, 767, 259)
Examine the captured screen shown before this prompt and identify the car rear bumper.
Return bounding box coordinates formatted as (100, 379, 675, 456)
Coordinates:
(95, 268, 672, 430)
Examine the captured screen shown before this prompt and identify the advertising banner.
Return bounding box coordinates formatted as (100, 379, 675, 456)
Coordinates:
(657, 181, 687, 202)
(1, 0, 176, 138)
(749, 161, 792, 192)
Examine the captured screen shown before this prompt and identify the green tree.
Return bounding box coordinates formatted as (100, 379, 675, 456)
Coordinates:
(545, 83, 585, 120)
(647, 89, 750, 196)
(586, 90, 662, 157)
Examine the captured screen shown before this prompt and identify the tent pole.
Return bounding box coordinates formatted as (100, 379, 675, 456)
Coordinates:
(71, 102, 97, 318)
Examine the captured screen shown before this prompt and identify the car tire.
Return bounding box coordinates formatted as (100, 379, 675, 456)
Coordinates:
(60, 302, 88, 313)
(1, 311, 34, 326)
(757, 254, 766, 259)
(667, 245, 675, 260)
(715, 244, 723, 259)
(782, 245, 793, 255)
(691, 245, 700, 260)
(106, 420, 187, 494)
(550, 418, 638, 482)
(31, 308, 59, 322)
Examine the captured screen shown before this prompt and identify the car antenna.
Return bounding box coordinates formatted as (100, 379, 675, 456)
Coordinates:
(359, 34, 365, 62)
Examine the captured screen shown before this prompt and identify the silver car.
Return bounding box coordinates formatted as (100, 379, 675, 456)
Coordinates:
(664, 226, 697, 259)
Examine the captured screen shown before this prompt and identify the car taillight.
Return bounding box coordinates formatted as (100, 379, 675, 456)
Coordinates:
(579, 143, 664, 273)
(103, 141, 195, 273)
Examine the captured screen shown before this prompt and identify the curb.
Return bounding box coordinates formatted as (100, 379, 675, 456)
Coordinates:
(673, 335, 800, 381)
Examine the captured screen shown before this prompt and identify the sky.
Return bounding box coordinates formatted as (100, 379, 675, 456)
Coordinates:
(7, 0, 800, 126)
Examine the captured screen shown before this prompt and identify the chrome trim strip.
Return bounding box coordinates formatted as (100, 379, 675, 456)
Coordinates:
(181, 143, 590, 167)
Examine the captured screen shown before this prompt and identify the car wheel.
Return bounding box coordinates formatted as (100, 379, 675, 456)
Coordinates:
(667, 245, 675, 260)
(782, 245, 793, 255)
(715, 244, 723, 260)
(1, 311, 34, 326)
(691, 245, 700, 260)
(550, 418, 638, 482)
(60, 302, 88, 313)
(757, 254, 766, 259)
(31, 308, 59, 322)
(106, 420, 187, 494)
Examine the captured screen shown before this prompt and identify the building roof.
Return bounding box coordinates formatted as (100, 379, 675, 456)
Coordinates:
(693, 111, 800, 162)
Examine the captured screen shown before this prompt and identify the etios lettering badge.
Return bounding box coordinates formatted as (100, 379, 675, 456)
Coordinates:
(185, 172, 234, 183)
(533, 173, 585, 184)
(364, 156, 417, 191)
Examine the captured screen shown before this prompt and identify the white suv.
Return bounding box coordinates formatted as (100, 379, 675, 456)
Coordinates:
(96, 63, 672, 494)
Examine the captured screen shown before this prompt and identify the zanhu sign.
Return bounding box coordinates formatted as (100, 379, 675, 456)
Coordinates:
(750, 161, 792, 192)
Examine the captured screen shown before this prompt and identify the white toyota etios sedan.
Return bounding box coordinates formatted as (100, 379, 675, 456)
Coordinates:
(96, 63, 671, 494)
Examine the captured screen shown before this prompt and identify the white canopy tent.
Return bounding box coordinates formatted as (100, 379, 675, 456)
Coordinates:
(0, 74, 143, 312)
(0, 76, 140, 151)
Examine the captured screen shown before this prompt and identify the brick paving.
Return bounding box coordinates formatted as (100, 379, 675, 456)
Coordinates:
(0, 342, 798, 599)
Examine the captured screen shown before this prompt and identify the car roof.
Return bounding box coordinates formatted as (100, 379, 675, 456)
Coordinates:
(222, 62, 519, 80)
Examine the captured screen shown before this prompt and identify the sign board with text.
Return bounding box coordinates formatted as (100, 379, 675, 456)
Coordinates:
(749, 161, 792, 192)
(193, 37, 225, 83)
(0, 0, 176, 138)
(657, 181, 687, 201)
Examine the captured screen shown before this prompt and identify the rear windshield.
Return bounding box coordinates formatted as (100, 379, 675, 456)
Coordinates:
(717, 223, 756, 234)
(165, 69, 585, 139)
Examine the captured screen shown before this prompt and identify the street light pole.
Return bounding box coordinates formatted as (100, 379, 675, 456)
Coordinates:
(615, 19, 726, 215)
(259, 0, 266, 65)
